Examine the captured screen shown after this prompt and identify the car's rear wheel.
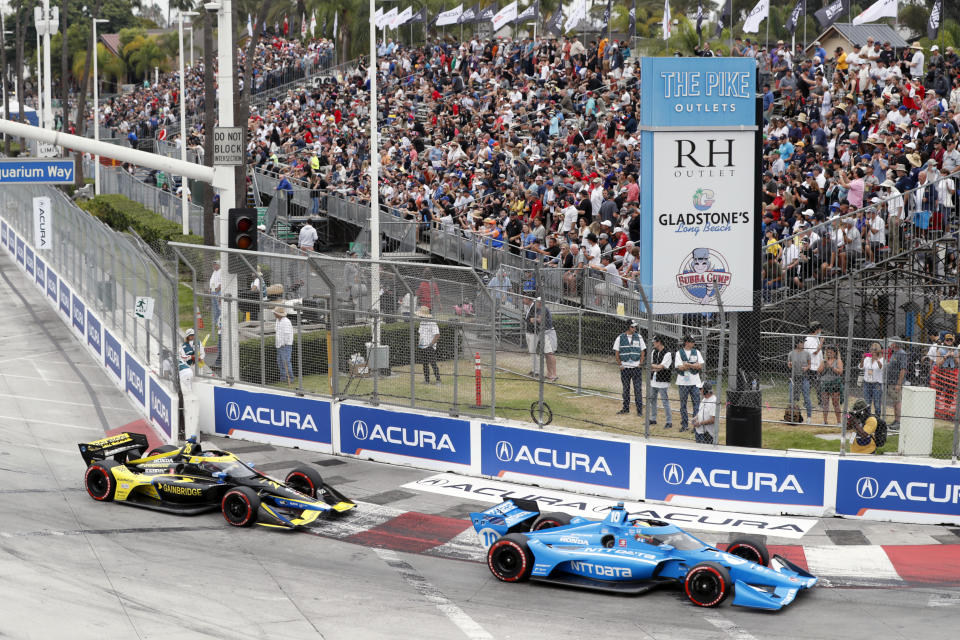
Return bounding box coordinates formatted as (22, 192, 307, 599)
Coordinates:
(85, 460, 119, 501)
(685, 562, 732, 607)
(727, 538, 771, 566)
(487, 534, 533, 582)
(284, 466, 324, 498)
(221, 486, 260, 527)
(530, 512, 572, 531)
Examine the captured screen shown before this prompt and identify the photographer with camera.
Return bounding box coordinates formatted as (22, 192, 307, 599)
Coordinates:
(848, 399, 885, 454)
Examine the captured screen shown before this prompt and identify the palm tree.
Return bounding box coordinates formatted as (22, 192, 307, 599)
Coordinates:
(125, 36, 169, 81)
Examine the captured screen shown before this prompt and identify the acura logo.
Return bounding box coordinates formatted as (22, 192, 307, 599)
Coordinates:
(353, 420, 369, 440)
(856, 476, 880, 500)
(225, 402, 241, 421)
(663, 463, 684, 485)
(495, 440, 514, 462)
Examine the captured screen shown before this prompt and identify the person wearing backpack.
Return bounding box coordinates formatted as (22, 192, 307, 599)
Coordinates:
(647, 336, 673, 428)
(848, 398, 887, 454)
(675, 335, 706, 433)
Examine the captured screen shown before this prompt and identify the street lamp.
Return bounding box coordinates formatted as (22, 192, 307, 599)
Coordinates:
(186, 26, 195, 68)
(92, 18, 109, 195)
(178, 10, 199, 234)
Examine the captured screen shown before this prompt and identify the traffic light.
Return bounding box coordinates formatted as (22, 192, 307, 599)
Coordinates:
(228, 208, 258, 252)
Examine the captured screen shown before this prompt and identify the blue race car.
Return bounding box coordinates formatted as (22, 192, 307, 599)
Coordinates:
(470, 499, 817, 610)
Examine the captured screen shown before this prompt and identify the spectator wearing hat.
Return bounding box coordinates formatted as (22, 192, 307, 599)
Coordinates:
(675, 335, 706, 432)
(614, 320, 646, 416)
(178, 328, 204, 394)
(416, 306, 441, 385)
(647, 336, 673, 428)
(692, 382, 718, 444)
(804, 322, 826, 410)
(524, 298, 558, 381)
(788, 337, 813, 420)
(863, 207, 886, 267)
(273, 306, 294, 387)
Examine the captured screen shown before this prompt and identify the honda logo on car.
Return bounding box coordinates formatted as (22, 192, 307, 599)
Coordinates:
(837, 460, 960, 517)
(661, 461, 803, 493)
(481, 424, 630, 489)
(339, 405, 470, 464)
(214, 387, 331, 445)
(646, 446, 824, 506)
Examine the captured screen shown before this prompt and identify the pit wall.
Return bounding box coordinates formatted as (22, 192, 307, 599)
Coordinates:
(1, 216, 177, 441)
(192, 381, 960, 527)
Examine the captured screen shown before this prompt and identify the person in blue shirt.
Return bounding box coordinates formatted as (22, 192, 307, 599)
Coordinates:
(778, 138, 794, 163)
(762, 84, 775, 122)
(276, 172, 294, 217)
(813, 41, 827, 64)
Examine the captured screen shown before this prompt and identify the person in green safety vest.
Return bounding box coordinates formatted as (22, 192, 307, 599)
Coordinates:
(614, 320, 646, 416)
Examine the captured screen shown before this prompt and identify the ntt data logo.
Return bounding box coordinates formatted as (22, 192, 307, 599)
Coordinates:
(225, 402, 241, 421)
(856, 476, 880, 500)
(353, 420, 369, 440)
(495, 440, 514, 462)
(663, 463, 684, 485)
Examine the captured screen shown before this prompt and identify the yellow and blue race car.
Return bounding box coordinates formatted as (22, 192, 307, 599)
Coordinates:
(79, 433, 356, 529)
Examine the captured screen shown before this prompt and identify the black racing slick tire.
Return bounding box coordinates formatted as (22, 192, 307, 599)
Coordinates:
(685, 562, 733, 607)
(727, 538, 771, 566)
(147, 445, 178, 457)
(221, 486, 260, 527)
(530, 512, 572, 531)
(85, 460, 120, 502)
(487, 534, 534, 583)
(284, 466, 324, 499)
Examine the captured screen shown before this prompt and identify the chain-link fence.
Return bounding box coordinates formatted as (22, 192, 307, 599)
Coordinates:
(0, 182, 180, 393)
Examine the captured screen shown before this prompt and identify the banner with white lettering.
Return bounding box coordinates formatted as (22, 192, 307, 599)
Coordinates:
(742, 0, 768, 33)
(33, 196, 52, 251)
(436, 4, 464, 26)
(927, 0, 942, 41)
(814, 0, 848, 30)
(492, 0, 518, 30)
(852, 0, 897, 25)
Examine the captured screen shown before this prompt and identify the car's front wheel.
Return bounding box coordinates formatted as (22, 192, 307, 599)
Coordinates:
(221, 486, 260, 527)
(284, 466, 324, 499)
(727, 538, 771, 566)
(684, 562, 732, 607)
(487, 534, 533, 583)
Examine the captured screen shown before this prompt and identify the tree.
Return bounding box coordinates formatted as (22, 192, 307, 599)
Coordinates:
(124, 36, 170, 81)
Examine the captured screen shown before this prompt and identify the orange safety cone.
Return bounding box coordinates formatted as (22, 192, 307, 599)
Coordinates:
(195, 305, 204, 330)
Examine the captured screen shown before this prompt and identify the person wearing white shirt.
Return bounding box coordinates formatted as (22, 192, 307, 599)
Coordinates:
(804, 322, 825, 410)
(861, 342, 884, 415)
(675, 335, 706, 432)
(693, 382, 718, 444)
(647, 336, 673, 428)
(273, 306, 295, 387)
(909, 45, 925, 79)
(561, 200, 579, 233)
(298, 219, 318, 251)
(864, 208, 886, 266)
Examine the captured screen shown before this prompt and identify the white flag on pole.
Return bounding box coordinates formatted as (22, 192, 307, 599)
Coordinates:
(492, 1, 518, 31)
(852, 0, 897, 25)
(436, 4, 464, 26)
(374, 7, 385, 28)
(247, 14, 253, 37)
(662, 0, 671, 40)
(395, 6, 414, 27)
(383, 7, 399, 29)
(564, 0, 586, 33)
(742, 0, 769, 33)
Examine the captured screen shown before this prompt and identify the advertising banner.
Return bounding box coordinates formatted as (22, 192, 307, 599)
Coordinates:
(149, 377, 173, 437)
(645, 445, 825, 507)
(87, 311, 102, 355)
(32, 196, 52, 250)
(72, 293, 85, 334)
(35, 257, 45, 289)
(104, 330, 122, 382)
(648, 130, 755, 313)
(46, 268, 57, 302)
(639, 57, 756, 128)
(25, 246, 34, 276)
(340, 404, 471, 465)
(481, 423, 631, 489)
(836, 459, 960, 523)
(1, 219, 6, 248)
(125, 352, 146, 407)
(16, 236, 24, 264)
(214, 386, 331, 445)
(59, 281, 70, 316)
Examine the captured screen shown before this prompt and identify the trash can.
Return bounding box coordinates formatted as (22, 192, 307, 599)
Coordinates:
(899, 385, 935, 456)
(726, 390, 762, 448)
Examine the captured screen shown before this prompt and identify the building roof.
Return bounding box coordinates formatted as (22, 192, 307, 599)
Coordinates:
(100, 33, 122, 57)
(806, 22, 909, 53)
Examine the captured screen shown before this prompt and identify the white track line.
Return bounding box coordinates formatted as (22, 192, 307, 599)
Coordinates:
(702, 610, 759, 640)
(0, 391, 138, 413)
(0, 413, 102, 431)
(804, 545, 902, 583)
(424, 529, 486, 563)
(374, 548, 494, 640)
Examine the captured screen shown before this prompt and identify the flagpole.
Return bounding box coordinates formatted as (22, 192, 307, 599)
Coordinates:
(803, 0, 807, 51)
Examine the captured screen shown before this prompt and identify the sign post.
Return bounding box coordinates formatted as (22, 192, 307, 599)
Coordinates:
(134, 296, 155, 320)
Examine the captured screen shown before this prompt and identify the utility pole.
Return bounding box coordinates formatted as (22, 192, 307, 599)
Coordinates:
(93, 18, 108, 194)
(178, 11, 199, 234)
(370, 0, 381, 346)
(41, 0, 54, 132)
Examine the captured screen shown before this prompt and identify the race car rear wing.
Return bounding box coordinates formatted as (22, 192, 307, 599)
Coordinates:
(78, 432, 149, 466)
(470, 499, 541, 538)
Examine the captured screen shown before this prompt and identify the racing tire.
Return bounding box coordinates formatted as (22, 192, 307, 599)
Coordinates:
(530, 512, 572, 531)
(684, 561, 733, 608)
(85, 460, 120, 502)
(146, 445, 178, 457)
(727, 538, 771, 567)
(487, 534, 534, 583)
(284, 466, 324, 499)
(221, 486, 260, 527)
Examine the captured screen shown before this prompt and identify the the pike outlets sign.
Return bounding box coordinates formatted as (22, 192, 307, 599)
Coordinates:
(639, 57, 757, 314)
